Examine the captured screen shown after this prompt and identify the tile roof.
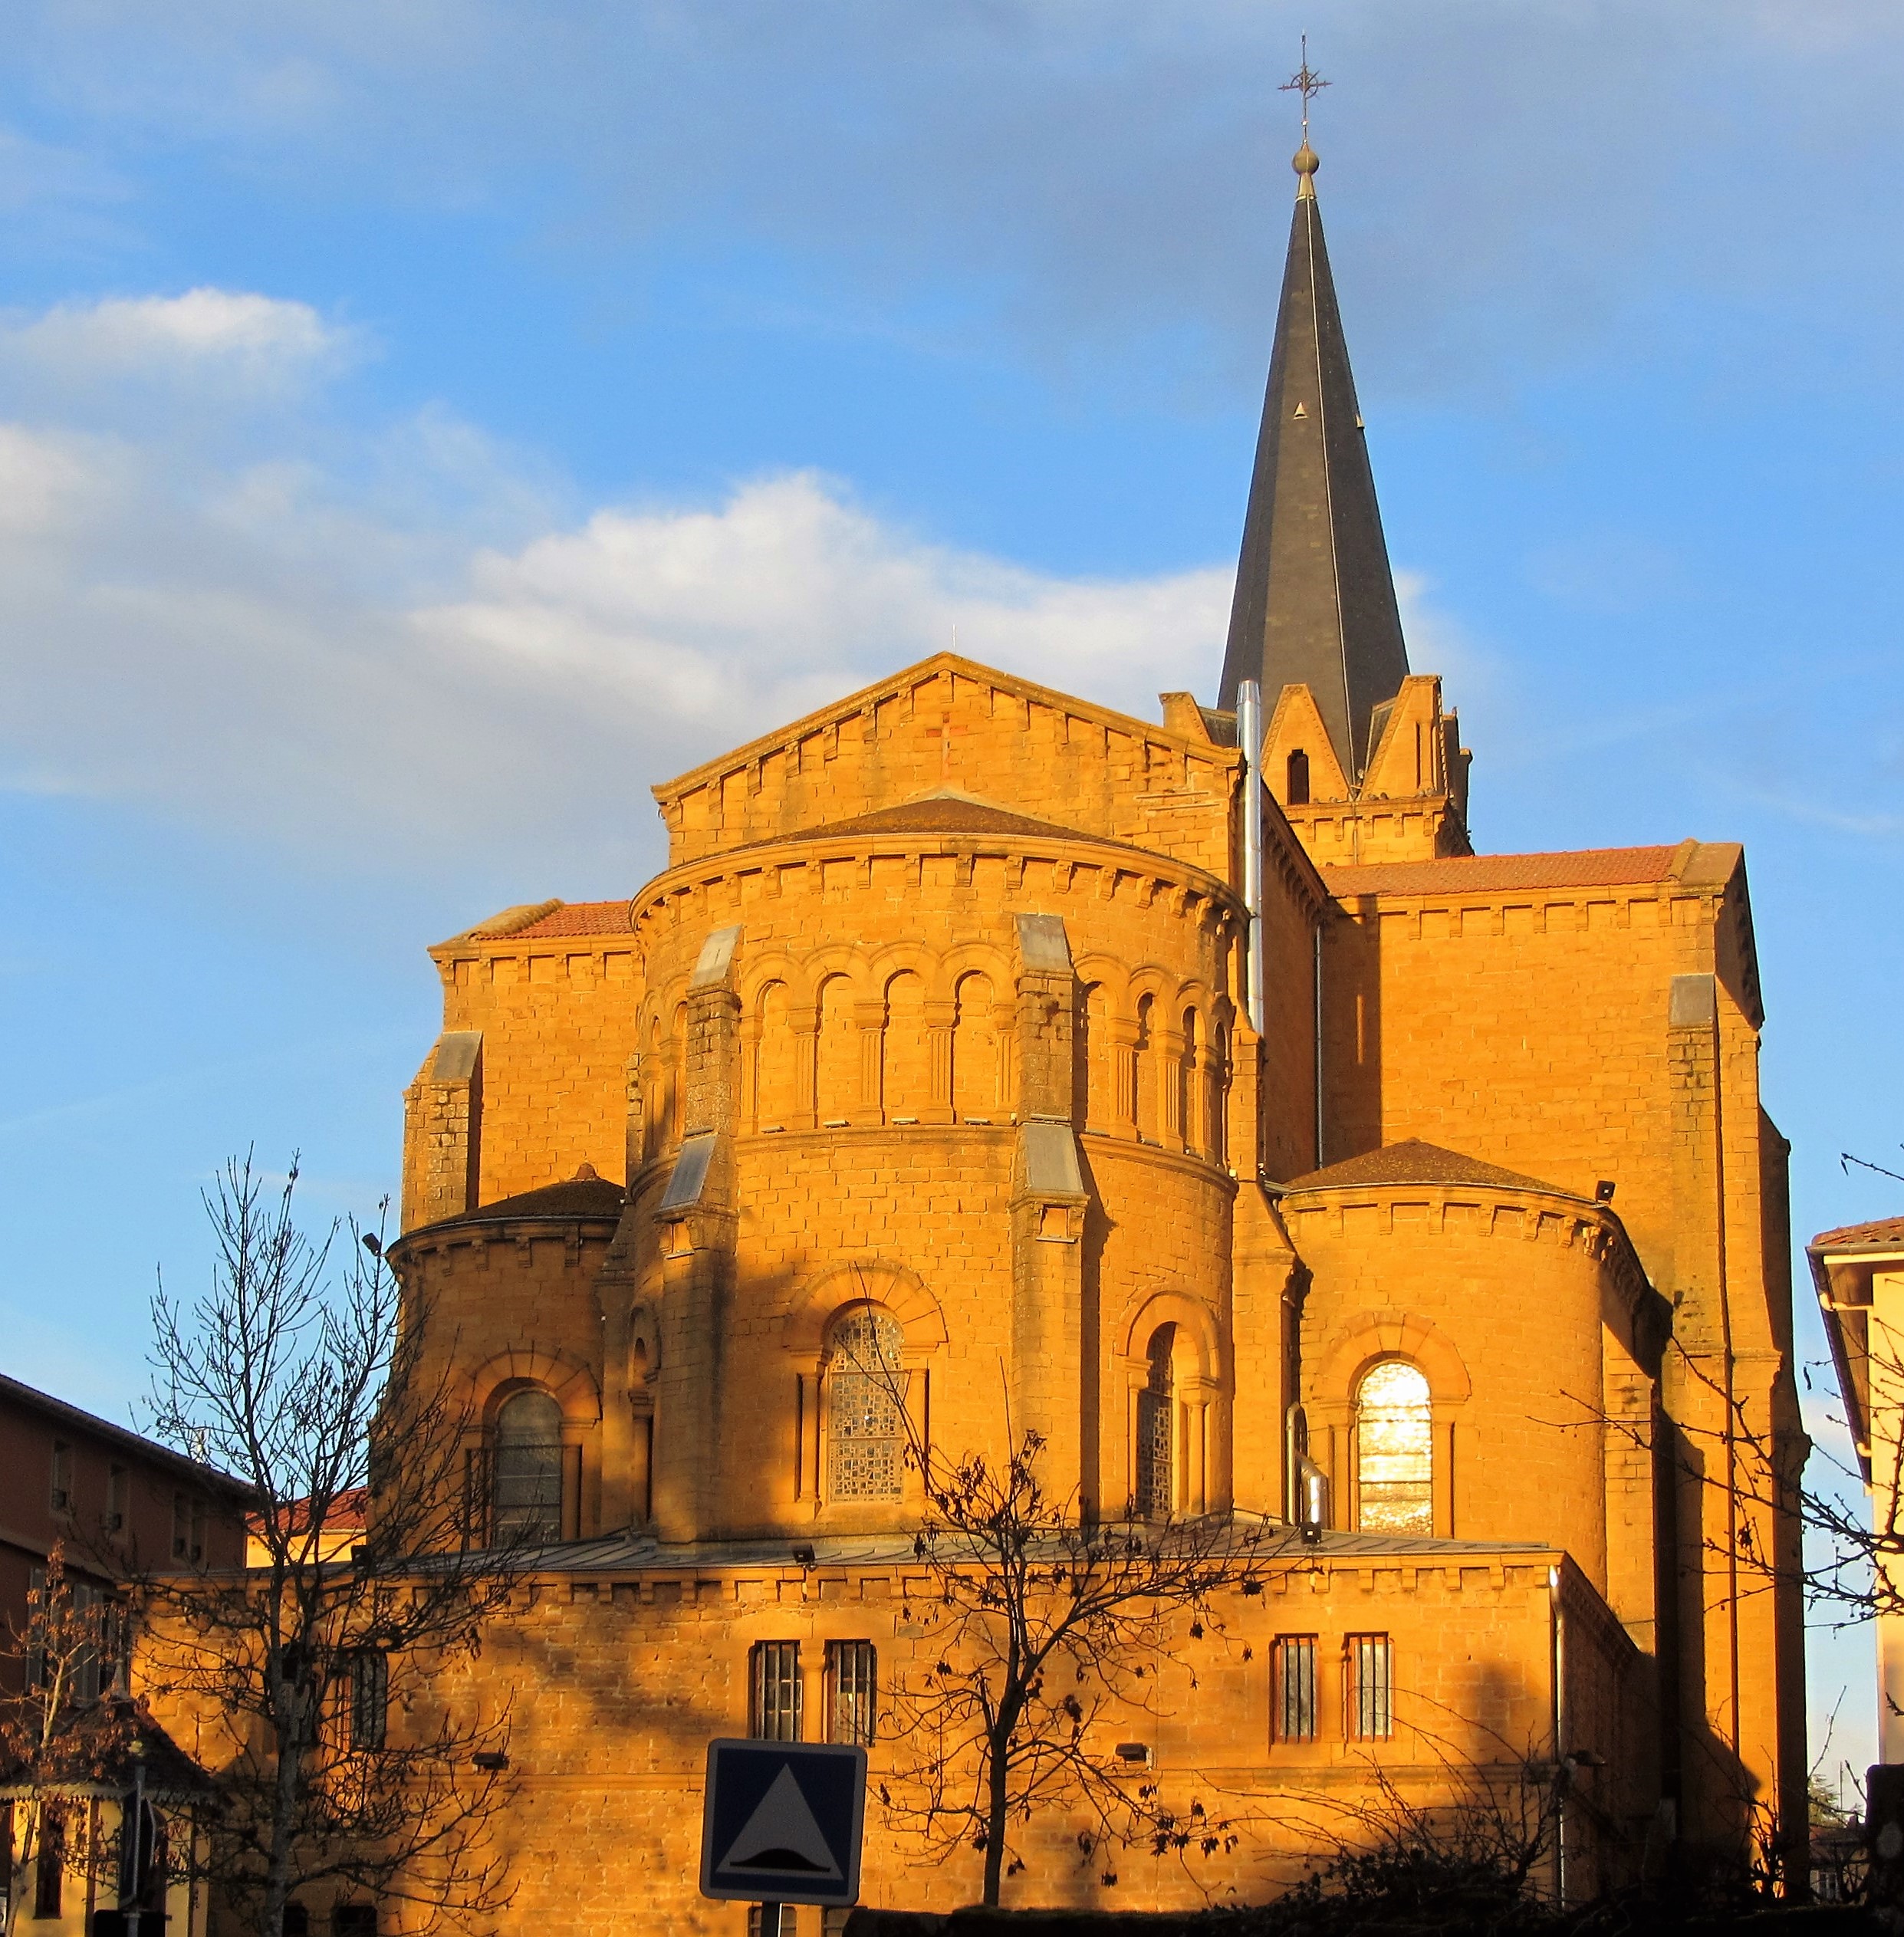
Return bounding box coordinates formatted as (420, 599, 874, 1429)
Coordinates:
(1810, 1215, 1904, 1253)
(403, 1166, 626, 1238)
(772, 791, 1093, 847)
(1280, 1138, 1567, 1197)
(506, 900, 637, 939)
(1323, 844, 1687, 899)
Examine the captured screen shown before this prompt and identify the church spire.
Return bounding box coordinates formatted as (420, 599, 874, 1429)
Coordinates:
(1216, 131, 1410, 783)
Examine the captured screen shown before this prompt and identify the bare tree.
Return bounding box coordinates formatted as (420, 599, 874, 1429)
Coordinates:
(868, 1363, 1272, 1907)
(0, 1544, 134, 1937)
(133, 1154, 522, 1937)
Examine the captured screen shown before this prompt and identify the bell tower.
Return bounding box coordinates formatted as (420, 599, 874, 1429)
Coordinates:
(1218, 80, 1472, 867)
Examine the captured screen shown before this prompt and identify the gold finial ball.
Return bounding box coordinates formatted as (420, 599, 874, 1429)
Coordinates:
(1292, 143, 1320, 177)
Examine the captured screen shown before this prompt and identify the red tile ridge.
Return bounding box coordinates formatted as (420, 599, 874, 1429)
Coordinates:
(1323, 842, 1697, 899)
(1810, 1215, 1904, 1254)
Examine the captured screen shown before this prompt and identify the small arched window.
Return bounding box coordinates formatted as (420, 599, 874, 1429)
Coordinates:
(1286, 748, 1310, 805)
(828, 1309, 906, 1501)
(1136, 1325, 1176, 1518)
(493, 1389, 564, 1544)
(1356, 1361, 1432, 1534)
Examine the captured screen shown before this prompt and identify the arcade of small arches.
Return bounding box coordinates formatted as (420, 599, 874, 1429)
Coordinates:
(634, 954, 1237, 1164)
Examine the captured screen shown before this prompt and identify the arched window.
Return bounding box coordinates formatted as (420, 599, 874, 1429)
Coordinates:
(815, 974, 857, 1123)
(951, 972, 999, 1123)
(754, 980, 794, 1130)
(883, 971, 929, 1119)
(1208, 1021, 1230, 1163)
(828, 1308, 906, 1501)
(493, 1389, 564, 1544)
(669, 1001, 689, 1141)
(1286, 748, 1310, 805)
(1178, 1009, 1201, 1154)
(1136, 1325, 1176, 1518)
(1133, 994, 1156, 1141)
(1356, 1361, 1432, 1534)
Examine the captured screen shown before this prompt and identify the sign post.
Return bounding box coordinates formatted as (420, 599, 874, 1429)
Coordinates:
(700, 1738, 867, 1926)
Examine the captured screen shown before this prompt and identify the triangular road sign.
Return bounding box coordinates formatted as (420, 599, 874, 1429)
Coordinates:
(700, 1738, 867, 1906)
(720, 1764, 843, 1878)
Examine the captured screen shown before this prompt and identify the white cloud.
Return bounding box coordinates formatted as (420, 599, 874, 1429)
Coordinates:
(0, 288, 355, 396)
(0, 317, 1232, 890)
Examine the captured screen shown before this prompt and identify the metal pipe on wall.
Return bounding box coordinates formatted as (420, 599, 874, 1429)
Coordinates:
(1237, 679, 1266, 1041)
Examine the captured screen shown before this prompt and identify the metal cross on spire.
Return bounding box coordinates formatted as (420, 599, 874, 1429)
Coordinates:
(1279, 34, 1329, 143)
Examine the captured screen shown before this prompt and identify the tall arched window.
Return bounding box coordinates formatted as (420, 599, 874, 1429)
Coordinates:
(883, 971, 929, 1119)
(1178, 1009, 1201, 1155)
(815, 974, 857, 1123)
(1133, 995, 1156, 1142)
(828, 1308, 906, 1501)
(951, 972, 998, 1123)
(669, 1001, 689, 1142)
(493, 1389, 564, 1544)
(754, 980, 794, 1130)
(1136, 1324, 1176, 1518)
(1356, 1361, 1432, 1534)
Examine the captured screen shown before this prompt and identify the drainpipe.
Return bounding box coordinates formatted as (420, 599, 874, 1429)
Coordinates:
(1549, 1564, 1567, 1906)
(1238, 680, 1266, 1041)
(1312, 925, 1324, 1168)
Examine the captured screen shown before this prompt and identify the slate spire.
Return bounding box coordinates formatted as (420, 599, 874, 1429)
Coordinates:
(1217, 141, 1410, 782)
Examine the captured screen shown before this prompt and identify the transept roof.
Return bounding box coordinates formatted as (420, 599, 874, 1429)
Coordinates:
(1279, 1138, 1567, 1197)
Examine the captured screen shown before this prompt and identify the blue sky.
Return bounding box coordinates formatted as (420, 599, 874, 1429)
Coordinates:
(2, 2, 1899, 1791)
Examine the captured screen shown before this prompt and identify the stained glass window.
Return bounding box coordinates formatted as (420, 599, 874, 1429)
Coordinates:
(493, 1389, 564, 1543)
(828, 1308, 906, 1501)
(1136, 1325, 1176, 1518)
(1356, 1360, 1432, 1534)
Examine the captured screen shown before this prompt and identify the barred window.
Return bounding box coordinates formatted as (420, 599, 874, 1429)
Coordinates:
(1272, 1635, 1317, 1743)
(827, 1640, 877, 1745)
(350, 1650, 390, 1751)
(1346, 1633, 1393, 1740)
(750, 1640, 802, 1742)
(828, 1308, 906, 1501)
(335, 1906, 379, 1935)
(493, 1389, 564, 1544)
(283, 1909, 311, 1937)
(1136, 1325, 1175, 1518)
(1356, 1360, 1433, 1535)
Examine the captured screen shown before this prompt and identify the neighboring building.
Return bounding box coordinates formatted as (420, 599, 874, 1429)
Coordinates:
(0, 1374, 246, 1935)
(1810, 1216, 1904, 1761)
(156, 139, 1807, 1930)
(0, 1372, 250, 1695)
(0, 1696, 215, 1937)
(245, 1488, 369, 1570)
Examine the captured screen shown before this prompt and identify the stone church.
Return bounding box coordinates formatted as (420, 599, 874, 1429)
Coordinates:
(380, 138, 1806, 1928)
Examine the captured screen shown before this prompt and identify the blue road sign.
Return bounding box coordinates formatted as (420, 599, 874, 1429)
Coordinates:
(699, 1738, 868, 1908)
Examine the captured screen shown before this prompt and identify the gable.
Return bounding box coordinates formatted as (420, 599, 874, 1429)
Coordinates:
(650, 653, 1241, 878)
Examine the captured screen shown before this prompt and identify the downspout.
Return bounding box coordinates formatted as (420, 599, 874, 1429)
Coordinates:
(1238, 680, 1266, 1042)
(1312, 924, 1324, 1169)
(1550, 1563, 1567, 1905)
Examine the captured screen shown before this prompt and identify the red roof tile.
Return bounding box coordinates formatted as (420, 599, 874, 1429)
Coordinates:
(1810, 1215, 1904, 1253)
(510, 900, 637, 939)
(1324, 845, 1685, 899)
(1279, 1139, 1567, 1197)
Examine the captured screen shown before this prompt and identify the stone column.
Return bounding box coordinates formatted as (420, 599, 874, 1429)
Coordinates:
(922, 998, 958, 1125)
